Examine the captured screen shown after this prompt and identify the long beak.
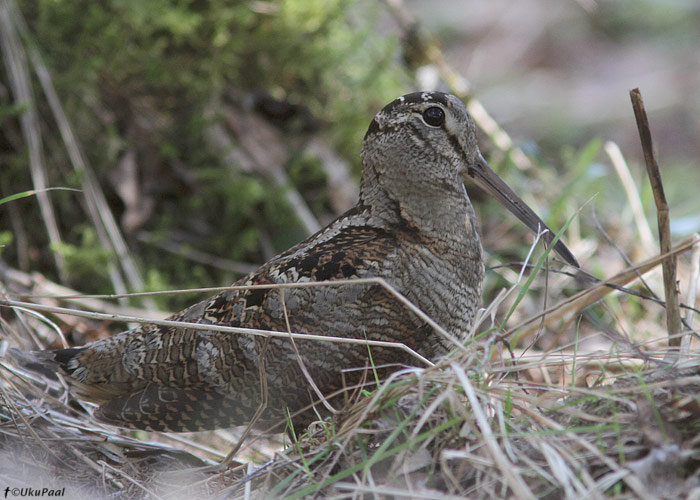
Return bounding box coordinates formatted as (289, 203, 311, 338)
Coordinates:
(465, 153, 580, 268)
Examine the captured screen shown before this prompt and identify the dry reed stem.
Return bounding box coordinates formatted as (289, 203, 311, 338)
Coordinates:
(630, 88, 682, 346)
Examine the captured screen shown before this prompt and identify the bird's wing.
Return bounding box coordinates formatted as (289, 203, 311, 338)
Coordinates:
(48, 221, 405, 430)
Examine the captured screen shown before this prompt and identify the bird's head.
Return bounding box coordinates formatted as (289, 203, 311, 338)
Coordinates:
(361, 91, 578, 267)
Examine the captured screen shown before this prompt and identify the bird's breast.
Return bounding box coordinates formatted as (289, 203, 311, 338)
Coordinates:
(383, 229, 485, 353)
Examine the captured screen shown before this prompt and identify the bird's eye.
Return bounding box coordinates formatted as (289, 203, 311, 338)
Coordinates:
(422, 107, 445, 127)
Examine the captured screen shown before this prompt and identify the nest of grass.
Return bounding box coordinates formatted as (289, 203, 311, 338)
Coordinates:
(2, 241, 700, 499)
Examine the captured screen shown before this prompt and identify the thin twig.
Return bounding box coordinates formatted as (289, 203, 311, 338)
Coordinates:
(629, 88, 682, 347)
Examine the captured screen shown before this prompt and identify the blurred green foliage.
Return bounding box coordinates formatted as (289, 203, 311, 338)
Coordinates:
(25, 0, 406, 155)
(3, 0, 409, 309)
(51, 227, 112, 290)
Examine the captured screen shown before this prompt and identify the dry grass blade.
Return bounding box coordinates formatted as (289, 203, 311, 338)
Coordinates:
(5, 0, 156, 309)
(0, 263, 165, 319)
(280, 288, 338, 416)
(451, 363, 536, 500)
(502, 235, 700, 341)
(450, 363, 536, 499)
(0, 275, 476, 365)
(0, 2, 66, 281)
(0, 296, 434, 368)
(630, 88, 682, 346)
(604, 141, 655, 255)
(509, 397, 658, 500)
(15, 276, 471, 357)
(682, 237, 700, 354)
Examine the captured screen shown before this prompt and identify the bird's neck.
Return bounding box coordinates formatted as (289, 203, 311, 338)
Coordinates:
(359, 161, 481, 251)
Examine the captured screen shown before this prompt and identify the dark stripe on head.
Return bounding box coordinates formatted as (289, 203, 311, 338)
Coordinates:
(365, 118, 381, 138)
(447, 131, 467, 162)
(364, 91, 451, 140)
(381, 91, 450, 115)
(364, 119, 401, 141)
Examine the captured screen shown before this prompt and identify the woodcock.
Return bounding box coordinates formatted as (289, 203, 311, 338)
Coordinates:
(42, 92, 579, 433)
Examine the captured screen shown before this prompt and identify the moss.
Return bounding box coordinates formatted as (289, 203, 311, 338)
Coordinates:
(3, 0, 408, 307)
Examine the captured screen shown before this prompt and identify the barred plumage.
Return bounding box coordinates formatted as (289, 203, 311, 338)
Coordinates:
(43, 92, 578, 433)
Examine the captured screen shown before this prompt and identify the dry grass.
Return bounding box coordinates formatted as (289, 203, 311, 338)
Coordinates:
(2, 234, 700, 499)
